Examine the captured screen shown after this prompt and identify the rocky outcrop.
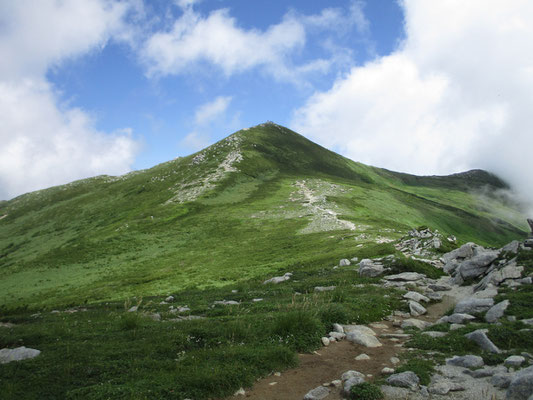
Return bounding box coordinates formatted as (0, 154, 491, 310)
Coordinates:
(358, 259, 386, 277)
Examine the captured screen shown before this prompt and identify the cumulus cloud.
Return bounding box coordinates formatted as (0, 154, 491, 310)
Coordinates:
(292, 0, 533, 213)
(140, 2, 361, 83)
(0, 0, 140, 200)
(181, 96, 237, 152)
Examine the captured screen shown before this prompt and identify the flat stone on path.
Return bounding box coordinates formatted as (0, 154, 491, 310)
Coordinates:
(384, 272, 425, 281)
(446, 355, 484, 368)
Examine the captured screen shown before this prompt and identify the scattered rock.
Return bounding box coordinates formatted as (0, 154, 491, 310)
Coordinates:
(403, 292, 430, 303)
(502, 241, 521, 254)
(358, 259, 385, 277)
(321, 337, 330, 346)
(386, 371, 420, 390)
(0, 347, 41, 364)
(439, 313, 476, 324)
(454, 297, 494, 314)
(505, 355, 526, 368)
(422, 331, 447, 338)
(263, 272, 292, 284)
(464, 329, 501, 353)
(428, 380, 464, 395)
(429, 283, 452, 292)
(213, 300, 240, 306)
(450, 323, 465, 331)
(165, 295, 174, 302)
(252, 298, 263, 302)
(382, 367, 395, 374)
(333, 323, 344, 333)
(491, 373, 512, 388)
(390, 357, 400, 364)
(127, 306, 138, 312)
(346, 327, 382, 348)
(234, 387, 245, 396)
(341, 370, 366, 382)
(409, 301, 427, 317)
(485, 300, 510, 323)
(303, 386, 330, 400)
(328, 332, 346, 341)
(355, 353, 370, 361)
(506, 365, 533, 400)
(446, 355, 484, 368)
(339, 259, 351, 267)
(314, 286, 336, 292)
(384, 272, 425, 281)
(145, 312, 161, 321)
(0, 322, 15, 328)
(401, 319, 431, 330)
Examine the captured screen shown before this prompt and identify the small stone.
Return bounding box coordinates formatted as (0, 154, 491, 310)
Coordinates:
(339, 259, 351, 266)
(382, 367, 395, 374)
(403, 291, 430, 303)
(341, 370, 366, 382)
(401, 319, 430, 330)
(252, 298, 263, 302)
(315, 286, 336, 292)
(127, 306, 138, 312)
(333, 323, 344, 333)
(321, 337, 330, 346)
(450, 323, 465, 330)
(428, 283, 452, 291)
(390, 357, 400, 364)
(422, 331, 447, 338)
(165, 295, 174, 302)
(355, 353, 370, 361)
(234, 387, 245, 396)
(274, 372, 281, 377)
(331, 380, 342, 388)
(269, 382, 277, 386)
(329, 332, 345, 340)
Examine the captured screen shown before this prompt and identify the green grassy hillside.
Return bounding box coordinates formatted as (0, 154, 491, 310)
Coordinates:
(0, 122, 527, 309)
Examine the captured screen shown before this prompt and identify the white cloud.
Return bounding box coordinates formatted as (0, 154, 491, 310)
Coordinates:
(194, 96, 232, 126)
(140, 3, 363, 83)
(181, 96, 237, 152)
(0, 0, 140, 200)
(292, 0, 533, 212)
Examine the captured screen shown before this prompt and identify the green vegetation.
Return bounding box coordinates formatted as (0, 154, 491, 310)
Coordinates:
(395, 358, 435, 386)
(0, 122, 529, 399)
(350, 382, 384, 400)
(383, 254, 446, 279)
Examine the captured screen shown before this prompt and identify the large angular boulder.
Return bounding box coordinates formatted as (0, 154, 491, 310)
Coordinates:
(454, 297, 494, 314)
(344, 325, 382, 348)
(506, 365, 533, 400)
(485, 300, 510, 323)
(464, 329, 500, 353)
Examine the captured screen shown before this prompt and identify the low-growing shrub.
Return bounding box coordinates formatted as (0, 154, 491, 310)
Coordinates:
(319, 303, 351, 329)
(395, 359, 435, 386)
(350, 382, 384, 400)
(383, 255, 445, 279)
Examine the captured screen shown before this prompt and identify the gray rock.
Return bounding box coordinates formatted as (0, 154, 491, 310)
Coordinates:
(450, 324, 465, 330)
(333, 323, 344, 333)
(321, 337, 330, 346)
(446, 355, 484, 368)
(455, 250, 499, 279)
(492, 373, 513, 388)
(314, 286, 336, 292)
(145, 312, 161, 321)
(429, 283, 452, 292)
(422, 331, 447, 338)
(465, 329, 501, 353)
(403, 292, 430, 303)
(329, 331, 346, 340)
(409, 301, 427, 317)
(341, 370, 366, 382)
(486, 300, 510, 323)
(522, 319, 533, 326)
(339, 258, 351, 266)
(466, 367, 497, 378)
(346, 329, 382, 348)
(127, 306, 138, 312)
(426, 292, 443, 301)
(454, 297, 494, 314)
(343, 377, 365, 395)
(263, 272, 292, 284)
(358, 259, 385, 277)
(213, 300, 239, 306)
(442, 243, 476, 264)
(429, 380, 465, 395)
(384, 272, 425, 281)
(525, 239, 533, 249)
(304, 386, 330, 400)
(506, 369, 533, 400)
(440, 313, 476, 324)
(355, 353, 370, 360)
(165, 295, 174, 302)
(505, 356, 526, 368)
(0, 347, 41, 364)
(401, 319, 431, 330)
(502, 241, 521, 254)
(386, 371, 420, 390)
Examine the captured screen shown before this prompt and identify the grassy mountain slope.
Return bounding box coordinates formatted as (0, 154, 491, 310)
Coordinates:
(0, 122, 527, 309)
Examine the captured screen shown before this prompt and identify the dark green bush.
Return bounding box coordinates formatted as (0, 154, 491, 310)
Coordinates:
(272, 311, 324, 351)
(350, 382, 384, 400)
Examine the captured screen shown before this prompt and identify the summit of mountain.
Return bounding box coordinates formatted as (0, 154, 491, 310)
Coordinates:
(0, 122, 527, 308)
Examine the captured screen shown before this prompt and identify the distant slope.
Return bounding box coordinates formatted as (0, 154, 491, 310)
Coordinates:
(0, 122, 527, 308)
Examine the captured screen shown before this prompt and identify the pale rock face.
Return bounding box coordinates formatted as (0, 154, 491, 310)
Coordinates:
(0, 347, 41, 364)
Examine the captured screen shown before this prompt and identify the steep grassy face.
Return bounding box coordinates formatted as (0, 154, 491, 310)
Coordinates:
(0, 122, 527, 309)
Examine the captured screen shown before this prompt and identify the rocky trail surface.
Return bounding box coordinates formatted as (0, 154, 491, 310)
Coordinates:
(223, 229, 533, 400)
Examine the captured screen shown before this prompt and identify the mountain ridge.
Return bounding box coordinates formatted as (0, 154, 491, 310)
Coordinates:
(0, 122, 527, 308)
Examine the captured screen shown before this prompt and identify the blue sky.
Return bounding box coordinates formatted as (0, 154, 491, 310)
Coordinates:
(46, 0, 403, 170)
(1, 0, 533, 212)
